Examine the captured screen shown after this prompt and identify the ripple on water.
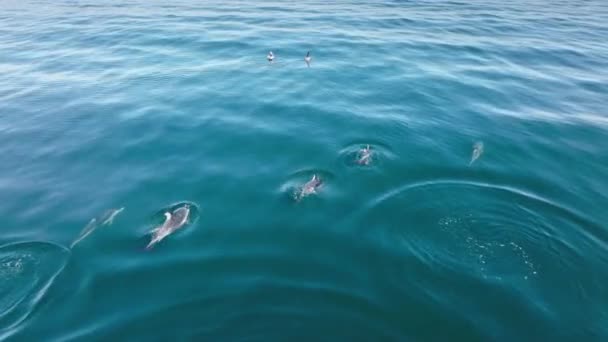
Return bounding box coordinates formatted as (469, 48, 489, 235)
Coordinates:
(0, 241, 70, 338)
(358, 179, 607, 337)
(68, 228, 405, 341)
(364, 180, 596, 281)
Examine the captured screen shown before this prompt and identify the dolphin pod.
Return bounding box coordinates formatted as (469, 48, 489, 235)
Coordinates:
(64, 139, 484, 248)
(68, 204, 195, 250)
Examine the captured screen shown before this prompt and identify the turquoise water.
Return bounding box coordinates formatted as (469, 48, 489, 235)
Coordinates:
(1, 0, 608, 340)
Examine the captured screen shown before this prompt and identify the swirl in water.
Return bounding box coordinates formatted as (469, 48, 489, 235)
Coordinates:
(0, 242, 69, 339)
(356, 178, 606, 335)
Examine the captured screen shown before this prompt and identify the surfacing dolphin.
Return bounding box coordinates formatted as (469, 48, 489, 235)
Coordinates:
(71, 207, 124, 248)
(304, 51, 311, 67)
(357, 145, 372, 165)
(295, 175, 323, 201)
(146, 205, 191, 250)
(469, 141, 484, 165)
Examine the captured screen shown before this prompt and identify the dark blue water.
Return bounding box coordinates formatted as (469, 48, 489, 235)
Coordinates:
(1, 0, 608, 340)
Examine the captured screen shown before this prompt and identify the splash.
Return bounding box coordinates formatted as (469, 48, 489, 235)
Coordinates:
(356, 145, 373, 166)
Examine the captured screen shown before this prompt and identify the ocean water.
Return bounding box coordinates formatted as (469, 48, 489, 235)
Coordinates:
(1, 0, 608, 340)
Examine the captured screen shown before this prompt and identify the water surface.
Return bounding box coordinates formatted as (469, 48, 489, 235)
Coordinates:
(1, 0, 608, 340)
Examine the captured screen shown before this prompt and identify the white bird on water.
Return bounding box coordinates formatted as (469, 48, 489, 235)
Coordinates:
(304, 51, 312, 67)
(267, 51, 274, 63)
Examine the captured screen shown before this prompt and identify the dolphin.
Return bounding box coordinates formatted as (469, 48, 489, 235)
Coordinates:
(267, 51, 274, 63)
(71, 207, 125, 248)
(101, 207, 124, 225)
(295, 175, 322, 201)
(469, 141, 484, 165)
(146, 205, 191, 250)
(304, 51, 311, 67)
(357, 145, 372, 165)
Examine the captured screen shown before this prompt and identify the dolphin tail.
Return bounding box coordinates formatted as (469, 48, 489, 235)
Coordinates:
(70, 218, 98, 248)
(69, 238, 80, 249)
(145, 237, 159, 250)
(102, 207, 125, 226)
